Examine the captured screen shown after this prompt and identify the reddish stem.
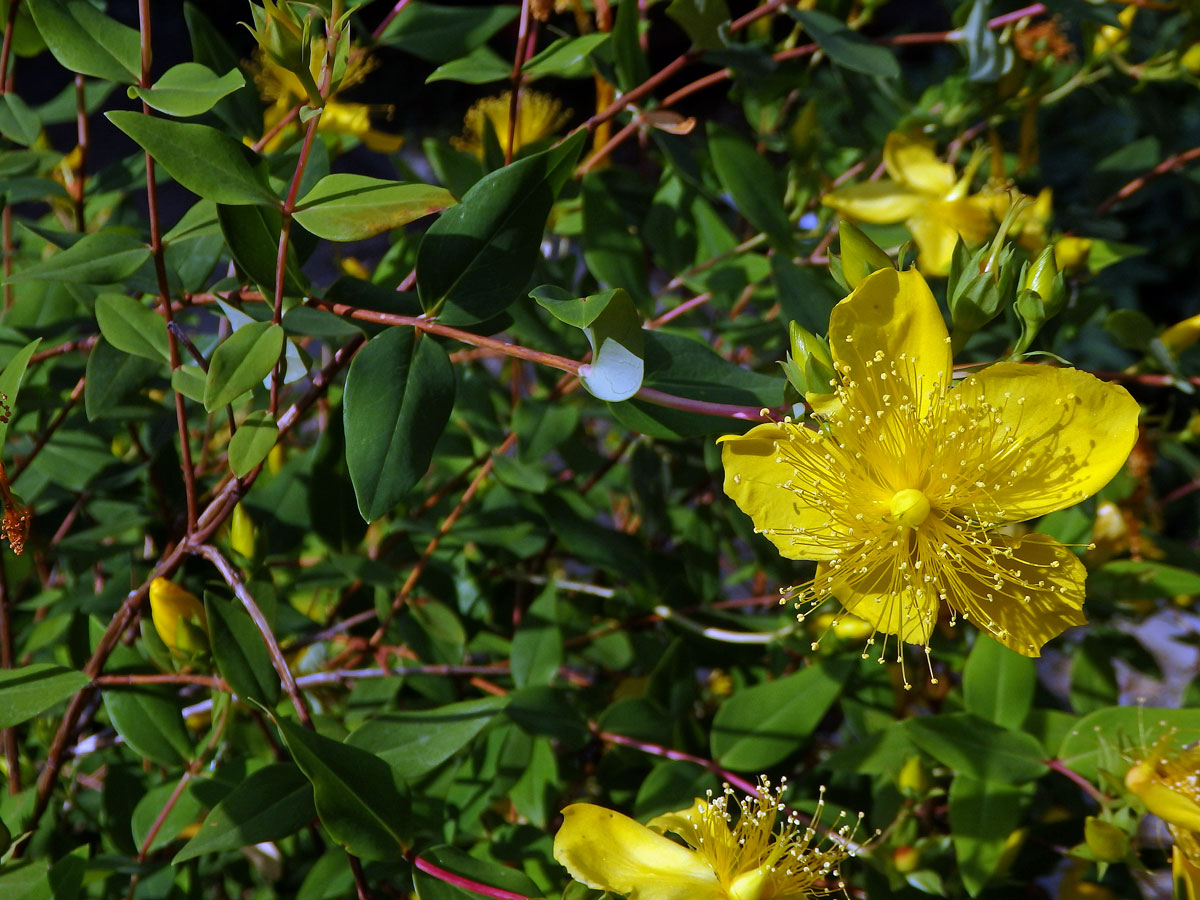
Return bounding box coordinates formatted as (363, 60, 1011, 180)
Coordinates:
(410, 855, 531, 900)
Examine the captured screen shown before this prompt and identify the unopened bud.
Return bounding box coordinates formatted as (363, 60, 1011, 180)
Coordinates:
(149, 577, 209, 657)
(897, 755, 931, 796)
(230, 503, 257, 561)
(837, 220, 893, 289)
(892, 845, 920, 874)
(1084, 816, 1128, 862)
(787, 321, 835, 394)
(245, 0, 320, 102)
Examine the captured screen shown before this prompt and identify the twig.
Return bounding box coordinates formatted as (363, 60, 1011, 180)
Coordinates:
(1096, 144, 1200, 214)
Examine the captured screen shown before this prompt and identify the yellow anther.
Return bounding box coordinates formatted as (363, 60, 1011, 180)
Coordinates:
(890, 489, 931, 528)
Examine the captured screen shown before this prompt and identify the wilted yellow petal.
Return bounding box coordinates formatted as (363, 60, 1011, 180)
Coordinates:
(944, 362, 1140, 522)
(883, 131, 956, 195)
(553, 804, 721, 900)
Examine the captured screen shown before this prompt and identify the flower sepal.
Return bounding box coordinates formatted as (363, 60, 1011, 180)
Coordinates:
(833, 220, 894, 290)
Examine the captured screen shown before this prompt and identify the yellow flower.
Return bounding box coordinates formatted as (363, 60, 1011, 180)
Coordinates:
(149, 577, 208, 656)
(720, 268, 1139, 671)
(1126, 739, 1200, 899)
(824, 132, 1020, 276)
(252, 44, 403, 153)
(451, 91, 570, 160)
(553, 780, 857, 900)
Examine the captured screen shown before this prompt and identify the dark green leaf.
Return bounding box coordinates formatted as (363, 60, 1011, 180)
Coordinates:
(344, 327, 456, 522)
(377, 1, 518, 64)
(949, 776, 1031, 896)
(711, 658, 851, 770)
(962, 638, 1035, 730)
(0, 94, 41, 146)
(206, 594, 280, 707)
(347, 695, 508, 779)
(522, 34, 611, 79)
(905, 713, 1048, 784)
(582, 170, 650, 304)
(204, 322, 284, 412)
(1058, 706, 1200, 782)
(0, 663, 89, 728)
(0, 337, 41, 448)
(216, 204, 309, 296)
(102, 686, 191, 767)
(612, 0, 649, 91)
(708, 123, 795, 254)
(666, 0, 730, 51)
(174, 764, 316, 863)
(511, 586, 561, 688)
(106, 111, 277, 206)
(84, 338, 158, 421)
(426, 46, 511, 85)
(787, 8, 900, 78)
(276, 718, 410, 862)
(416, 130, 585, 324)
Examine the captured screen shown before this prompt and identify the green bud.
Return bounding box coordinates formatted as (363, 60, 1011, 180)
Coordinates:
(837, 220, 893, 289)
(897, 754, 931, 796)
(1084, 816, 1128, 862)
(244, 0, 320, 102)
(783, 321, 835, 397)
(1020, 245, 1057, 302)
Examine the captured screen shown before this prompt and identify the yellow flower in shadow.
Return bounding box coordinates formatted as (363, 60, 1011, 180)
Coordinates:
(149, 577, 208, 657)
(252, 43, 403, 153)
(1126, 738, 1200, 899)
(553, 780, 857, 900)
(451, 91, 570, 160)
(823, 132, 1049, 277)
(720, 268, 1139, 676)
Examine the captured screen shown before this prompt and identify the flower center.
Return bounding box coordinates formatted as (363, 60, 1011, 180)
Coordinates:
(890, 488, 930, 528)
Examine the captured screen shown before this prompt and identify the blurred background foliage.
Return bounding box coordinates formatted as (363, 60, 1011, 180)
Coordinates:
(1, 1, 1200, 899)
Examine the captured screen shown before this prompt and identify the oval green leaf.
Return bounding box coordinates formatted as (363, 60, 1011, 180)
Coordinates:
(95, 293, 170, 362)
(102, 686, 192, 767)
(227, 409, 280, 479)
(205, 593, 280, 707)
(343, 327, 456, 522)
(204, 322, 284, 412)
(6, 230, 150, 285)
(0, 663, 89, 728)
(294, 174, 456, 242)
(132, 62, 246, 118)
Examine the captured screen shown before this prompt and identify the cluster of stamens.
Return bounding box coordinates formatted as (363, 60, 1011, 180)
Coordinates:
(756, 346, 1094, 685)
(674, 777, 863, 900)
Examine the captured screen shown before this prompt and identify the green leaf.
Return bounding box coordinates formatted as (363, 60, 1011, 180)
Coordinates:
(102, 686, 192, 767)
(0, 663, 89, 728)
(0, 337, 40, 449)
(106, 111, 277, 206)
(84, 338, 158, 421)
(582, 170, 650, 305)
(522, 33, 611, 79)
(184, 3, 263, 139)
(131, 780, 207, 854)
(174, 764, 315, 862)
(377, 1, 518, 64)
(343, 327, 456, 522)
(1058, 706, 1200, 782)
(25, 0, 139, 83)
(216, 204, 309, 297)
(905, 713, 1048, 784)
(228, 410, 280, 479)
(95, 293, 170, 362)
(5, 230, 150, 285)
(949, 776, 1031, 896)
(711, 658, 851, 770)
(205, 594, 280, 707)
(962, 638, 1036, 731)
(708, 123, 795, 255)
(346, 695, 508, 779)
(666, 0, 730, 51)
(787, 8, 900, 78)
(293, 174, 456, 241)
(171, 365, 206, 404)
(426, 45, 511, 85)
(276, 718, 410, 862)
(511, 585, 561, 688)
(0, 94, 41, 146)
(131, 62, 246, 118)
(204, 322, 284, 412)
(416, 130, 585, 324)
(612, 0, 649, 91)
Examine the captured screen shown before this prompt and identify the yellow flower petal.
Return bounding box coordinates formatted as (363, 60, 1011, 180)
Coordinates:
(719, 423, 841, 561)
(552, 804, 721, 900)
(883, 132, 956, 196)
(934, 530, 1086, 656)
(821, 180, 928, 224)
(907, 197, 993, 276)
(149, 577, 207, 654)
(825, 551, 938, 645)
(945, 362, 1140, 521)
(827, 267, 952, 424)
(1127, 762, 1200, 834)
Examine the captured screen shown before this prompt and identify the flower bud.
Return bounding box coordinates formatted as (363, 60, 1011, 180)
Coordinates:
(892, 845, 920, 874)
(231, 503, 257, 561)
(245, 0, 320, 102)
(780, 321, 835, 401)
(837, 220, 893, 289)
(897, 755, 931, 796)
(149, 577, 208, 657)
(1084, 816, 1128, 862)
